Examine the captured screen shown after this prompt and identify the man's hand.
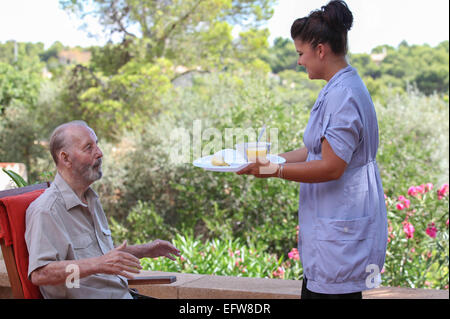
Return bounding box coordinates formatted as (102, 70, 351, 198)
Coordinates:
(142, 239, 181, 260)
(96, 240, 143, 279)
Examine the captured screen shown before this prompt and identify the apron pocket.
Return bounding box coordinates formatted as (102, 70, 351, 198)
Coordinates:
(314, 216, 373, 284)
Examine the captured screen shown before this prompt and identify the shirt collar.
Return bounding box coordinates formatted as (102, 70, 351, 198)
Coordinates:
(321, 64, 354, 96)
(53, 172, 98, 211)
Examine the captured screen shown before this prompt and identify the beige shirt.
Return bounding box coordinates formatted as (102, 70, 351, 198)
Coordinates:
(25, 173, 132, 299)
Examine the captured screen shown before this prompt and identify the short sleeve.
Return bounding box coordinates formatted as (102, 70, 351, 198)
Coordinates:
(321, 88, 362, 164)
(25, 208, 69, 278)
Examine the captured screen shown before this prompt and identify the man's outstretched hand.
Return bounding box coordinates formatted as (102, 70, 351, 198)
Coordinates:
(143, 239, 181, 260)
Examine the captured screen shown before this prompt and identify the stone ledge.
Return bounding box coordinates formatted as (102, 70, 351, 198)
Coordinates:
(129, 270, 449, 299)
(1, 261, 449, 299)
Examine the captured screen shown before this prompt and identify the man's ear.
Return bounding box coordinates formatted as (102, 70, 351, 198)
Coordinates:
(59, 150, 72, 168)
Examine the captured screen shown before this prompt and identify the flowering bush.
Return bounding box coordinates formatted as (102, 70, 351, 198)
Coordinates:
(280, 182, 449, 289)
(141, 233, 289, 279)
(383, 182, 449, 289)
(142, 181, 448, 290)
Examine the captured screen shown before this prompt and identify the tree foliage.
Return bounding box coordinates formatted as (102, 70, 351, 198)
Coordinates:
(53, 0, 276, 140)
(60, 0, 275, 68)
(265, 39, 449, 97)
(349, 41, 449, 96)
(263, 37, 298, 74)
(0, 42, 44, 114)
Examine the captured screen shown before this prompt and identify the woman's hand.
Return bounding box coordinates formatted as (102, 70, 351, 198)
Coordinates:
(236, 157, 279, 178)
(237, 139, 347, 182)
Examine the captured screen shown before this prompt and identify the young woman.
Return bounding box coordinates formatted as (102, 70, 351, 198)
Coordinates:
(237, 0, 388, 299)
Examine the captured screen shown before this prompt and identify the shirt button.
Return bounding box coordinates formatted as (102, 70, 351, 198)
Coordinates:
(344, 227, 349, 233)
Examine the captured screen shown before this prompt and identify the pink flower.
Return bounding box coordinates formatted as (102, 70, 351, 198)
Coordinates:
(437, 183, 449, 200)
(396, 196, 411, 210)
(408, 186, 419, 197)
(426, 222, 437, 238)
(397, 195, 411, 210)
(272, 267, 285, 279)
(417, 185, 426, 194)
(404, 199, 410, 208)
(403, 221, 415, 239)
(288, 248, 300, 260)
(425, 183, 433, 192)
(446, 219, 449, 227)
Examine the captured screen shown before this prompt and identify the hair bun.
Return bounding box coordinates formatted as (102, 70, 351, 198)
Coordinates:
(321, 0, 353, 32)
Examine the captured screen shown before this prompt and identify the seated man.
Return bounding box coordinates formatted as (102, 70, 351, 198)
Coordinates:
(25, 120, 180, 298)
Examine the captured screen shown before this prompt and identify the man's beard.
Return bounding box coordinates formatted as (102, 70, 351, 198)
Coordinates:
(74, 159, 103, 184)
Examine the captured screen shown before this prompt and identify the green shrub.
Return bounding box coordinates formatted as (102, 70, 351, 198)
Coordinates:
(141, 233, 303, 280)
(376, 88, 449, 195)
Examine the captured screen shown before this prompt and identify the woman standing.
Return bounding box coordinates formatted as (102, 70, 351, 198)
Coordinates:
(237, 0, 388, 299)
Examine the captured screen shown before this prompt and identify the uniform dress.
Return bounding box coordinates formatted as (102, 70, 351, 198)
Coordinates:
(298, 65, 388, 294)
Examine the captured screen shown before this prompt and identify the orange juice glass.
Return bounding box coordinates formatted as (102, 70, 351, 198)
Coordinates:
(235, 142, 271, 162)
(246, 147, 268, 162)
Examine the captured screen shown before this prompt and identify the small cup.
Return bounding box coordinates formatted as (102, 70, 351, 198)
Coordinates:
(235, 142, 271, 163)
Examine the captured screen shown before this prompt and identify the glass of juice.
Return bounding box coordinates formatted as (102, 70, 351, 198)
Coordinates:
(236, 142, 271, 163)
(246, 146, 267, 162)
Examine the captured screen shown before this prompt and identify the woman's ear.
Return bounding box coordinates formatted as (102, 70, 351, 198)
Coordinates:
(316, 43, 326, 59)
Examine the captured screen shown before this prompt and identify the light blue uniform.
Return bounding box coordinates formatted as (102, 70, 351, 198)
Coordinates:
(299, 65, 388, 294)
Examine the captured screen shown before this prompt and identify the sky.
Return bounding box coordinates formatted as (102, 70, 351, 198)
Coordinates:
(0, 0, 449, 54)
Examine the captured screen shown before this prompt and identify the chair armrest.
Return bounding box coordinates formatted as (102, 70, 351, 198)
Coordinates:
(128, 275, 176, 285)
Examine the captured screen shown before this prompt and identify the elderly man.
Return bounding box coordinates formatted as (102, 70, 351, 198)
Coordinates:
(25, 120, 180, 299)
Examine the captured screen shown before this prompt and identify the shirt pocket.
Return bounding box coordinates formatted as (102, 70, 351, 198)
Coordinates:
(72, 232, 96, 259)
(313, 216, 373, 284)
(101, 227, 114, 249)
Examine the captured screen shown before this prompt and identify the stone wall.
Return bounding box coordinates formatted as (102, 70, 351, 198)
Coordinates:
(1, 266, 448, 299)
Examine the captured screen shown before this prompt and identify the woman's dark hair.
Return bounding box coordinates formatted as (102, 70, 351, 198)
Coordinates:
(290, 0, 353, 55)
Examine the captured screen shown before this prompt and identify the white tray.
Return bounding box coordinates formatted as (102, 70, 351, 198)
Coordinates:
(193, 149, 286, 173)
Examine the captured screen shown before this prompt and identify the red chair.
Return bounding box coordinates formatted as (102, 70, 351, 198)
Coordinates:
(0, 183, 175, 299)
(0, 183, 49, 298)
